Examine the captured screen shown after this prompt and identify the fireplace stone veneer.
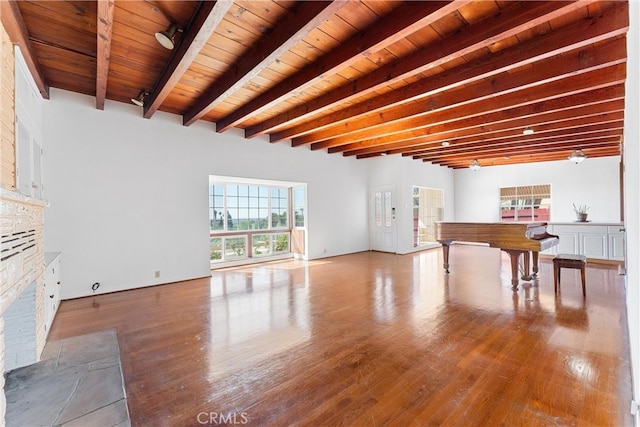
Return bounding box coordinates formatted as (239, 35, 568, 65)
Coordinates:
(0, 187, 46, 423)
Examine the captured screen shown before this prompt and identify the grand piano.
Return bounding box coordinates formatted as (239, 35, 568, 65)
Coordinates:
(435, 222, 559, 289)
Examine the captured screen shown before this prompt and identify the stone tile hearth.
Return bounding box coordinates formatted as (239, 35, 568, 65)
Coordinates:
(4, 329, 130, 427)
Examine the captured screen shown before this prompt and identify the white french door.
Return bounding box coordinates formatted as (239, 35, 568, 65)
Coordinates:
(369, 186, 397, 253)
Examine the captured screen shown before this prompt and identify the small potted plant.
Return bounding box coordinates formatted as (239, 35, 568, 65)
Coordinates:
(573, 203, 589, 222)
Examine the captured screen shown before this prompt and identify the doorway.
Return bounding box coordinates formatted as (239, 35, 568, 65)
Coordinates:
(369, 186, 397, 253)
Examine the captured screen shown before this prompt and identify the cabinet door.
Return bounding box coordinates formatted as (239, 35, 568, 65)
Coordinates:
(555, 231, 580, 254)
(44, 264, 54, 331)
(608, 230, 625, 261)
(44, 256, 61, 332)
(581, 233, 608, 259)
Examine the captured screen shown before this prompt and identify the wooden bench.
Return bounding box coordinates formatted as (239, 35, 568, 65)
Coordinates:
(553, 253, 587, 296)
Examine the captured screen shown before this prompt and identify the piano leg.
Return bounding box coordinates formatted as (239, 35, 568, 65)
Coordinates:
(503, 249, 525, 290)
(521, 251, 532, 281)
(440, 241, 451, 273)
(531, 251, 539, 276)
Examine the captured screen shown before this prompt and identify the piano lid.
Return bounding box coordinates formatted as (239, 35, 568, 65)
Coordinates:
(435, 221, 556, 251)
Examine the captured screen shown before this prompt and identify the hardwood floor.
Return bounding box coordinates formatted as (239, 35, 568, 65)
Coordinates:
(49, 246, 634, 426)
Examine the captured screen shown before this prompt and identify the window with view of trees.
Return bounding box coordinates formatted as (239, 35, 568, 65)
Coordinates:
(209, 181, 302, 264)
(271, 188, 288, 228)
(500, 185, 551, 222)
(210, 184, 289, 231)
(210, 185, 225, 231)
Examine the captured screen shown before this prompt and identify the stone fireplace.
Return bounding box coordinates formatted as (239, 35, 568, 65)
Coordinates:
(0, 15, 48, 426)
(0, 188, 47, 422)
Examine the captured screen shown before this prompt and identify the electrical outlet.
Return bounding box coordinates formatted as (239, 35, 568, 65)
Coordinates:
(631, 400, 638, 415)
(155, 271, 161, 278)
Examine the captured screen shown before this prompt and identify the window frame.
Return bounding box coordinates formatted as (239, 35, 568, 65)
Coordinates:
(209, 180, 303, 264)
(499, 184, 551, 222)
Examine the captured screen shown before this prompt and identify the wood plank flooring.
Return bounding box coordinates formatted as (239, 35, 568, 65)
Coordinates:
(48, 246, 634, 426)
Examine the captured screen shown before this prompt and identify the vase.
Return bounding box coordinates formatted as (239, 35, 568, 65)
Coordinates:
(577, 213, 588, 222)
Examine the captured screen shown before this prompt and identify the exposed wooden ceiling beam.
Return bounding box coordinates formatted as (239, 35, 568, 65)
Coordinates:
(0, 0, 49, 99)
(352, 86, 625, 158)
(312, 36, 626, 152)
(182, 0, 348, 126)
(416, 126, 624, 161)
(353, 98, 624, 158)
(429, 139, 621, 165)
(359, 137, 621, 162)
(144, 0, 234, 119)
(356, 121, 622, 160)
(214, 0, 465, 132)
(8, 0, 627, 169)
(96, 0, 114, 110)
(284, 1, 628, 146)
(438, 146, 621, 169)
(256, 0, 605, 141)
(351, 102, 623, 159)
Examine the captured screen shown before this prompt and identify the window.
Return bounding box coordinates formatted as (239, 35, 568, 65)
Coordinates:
(413, 187, 444, 246)
(210, 185, 224, 231)
(293, 186, 305, 228)
(252, 233, 290, 257)
(209, 180, 305, 264)
(500, 185, 551, 222)
(271, 188, 288, 228)
(226, 184, 269, 231)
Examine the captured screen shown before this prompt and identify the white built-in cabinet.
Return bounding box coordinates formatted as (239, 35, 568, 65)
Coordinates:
(542, 223, 624, 261)
(44, 252, 62, 334)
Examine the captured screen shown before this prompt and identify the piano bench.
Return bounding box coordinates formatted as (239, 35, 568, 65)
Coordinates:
(553, 254, 587, 296)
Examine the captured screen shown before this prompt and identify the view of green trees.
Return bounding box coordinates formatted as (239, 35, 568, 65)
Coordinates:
(209, 182, 303, 262)
(210, 210, 288, 231)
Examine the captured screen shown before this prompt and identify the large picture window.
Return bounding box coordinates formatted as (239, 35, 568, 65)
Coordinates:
(210, 184, 289, 231)
(500, 184, 551, 222)
(413, 186, 444, 247)
(209, 180, 302, 265)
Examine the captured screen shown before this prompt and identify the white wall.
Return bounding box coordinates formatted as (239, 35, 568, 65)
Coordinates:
(43, 89, 369, 299)
(365, 155, 455, 254)
(454, 157, 622, 223)
(624, 0, 639, 417)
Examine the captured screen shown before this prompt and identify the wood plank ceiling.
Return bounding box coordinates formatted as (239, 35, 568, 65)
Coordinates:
(2, 0, 629, 168)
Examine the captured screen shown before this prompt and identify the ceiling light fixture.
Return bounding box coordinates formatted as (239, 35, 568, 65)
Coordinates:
(568, 149, 586, 164)
(523, 126, 534, 135)
(469, 159, 481, 171)
(131, 90, 148, 107)
(441, 141, 450, 147)
(380, 152, 388, 156)
(155, 23, 181, 50)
